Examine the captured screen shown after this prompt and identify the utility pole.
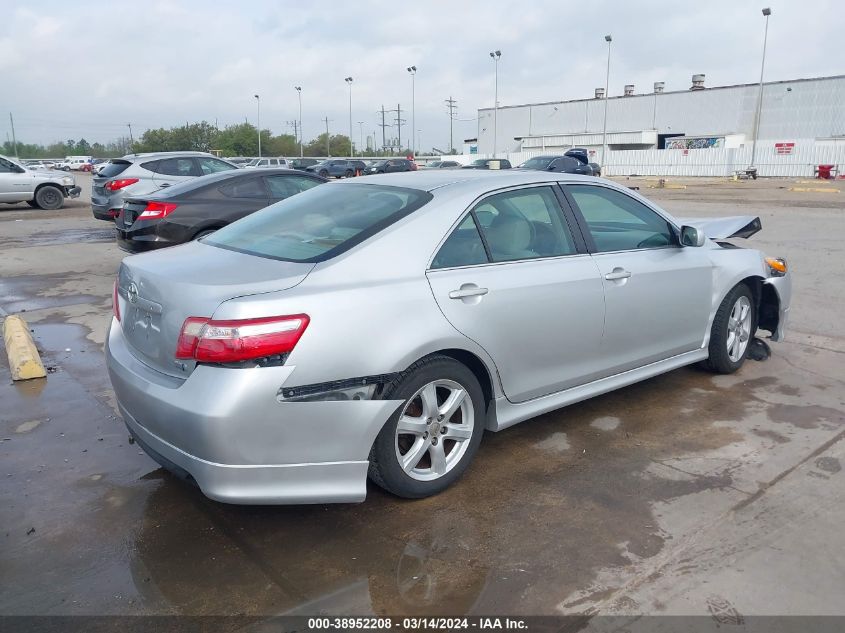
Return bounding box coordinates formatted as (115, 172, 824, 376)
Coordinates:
(489, 50, 501, 157)
(295, 86, 303, 158)
(344, 77, 354, 157)
(323, 117, 331, 156)
(750, 7, 772, 171)
(9, 113, 18, 159)
(601, 35, 612, 166)
(357, 121, 364, 157)
(445, 97, 457, 153)
(407, 66, 417, 155)
(387, 104, 405, 153)
(254, 94, 261, 157)
(286, 120, 300, 147)
(377, 105, 390, 153)
(127, 122, 134, 144)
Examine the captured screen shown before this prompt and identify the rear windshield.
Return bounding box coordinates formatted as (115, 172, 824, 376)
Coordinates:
(205, 183, 432, 262)
(520, 157, 553, 169)
(98, 161, 130, 178)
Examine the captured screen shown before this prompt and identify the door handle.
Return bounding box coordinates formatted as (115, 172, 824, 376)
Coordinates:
(449, 286, 489, 299)
(604, 269, 632, 281)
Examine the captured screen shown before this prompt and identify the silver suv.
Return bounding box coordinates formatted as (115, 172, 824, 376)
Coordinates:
(91, 152, 238, 220)
(0, 154, 81, 210)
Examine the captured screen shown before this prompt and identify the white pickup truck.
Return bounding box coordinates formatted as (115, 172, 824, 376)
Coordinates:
(0, 154, 81, 210)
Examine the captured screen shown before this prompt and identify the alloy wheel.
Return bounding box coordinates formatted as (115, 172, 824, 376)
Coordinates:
(727, 295, 752, 362)
(395, 379, 474, 481)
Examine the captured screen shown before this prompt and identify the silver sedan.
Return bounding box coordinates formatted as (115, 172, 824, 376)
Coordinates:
(106, 171, 791, 504)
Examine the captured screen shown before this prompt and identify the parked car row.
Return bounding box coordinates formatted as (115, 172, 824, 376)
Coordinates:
(91, 148, 607, 259)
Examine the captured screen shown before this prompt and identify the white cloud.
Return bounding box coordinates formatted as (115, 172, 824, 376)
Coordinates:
(1, 0, 842, 150)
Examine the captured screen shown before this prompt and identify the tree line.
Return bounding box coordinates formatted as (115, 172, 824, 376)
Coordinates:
(3, 121, 417, 159)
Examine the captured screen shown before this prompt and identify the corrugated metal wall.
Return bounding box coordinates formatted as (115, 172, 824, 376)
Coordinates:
(477, 75, 845, 155)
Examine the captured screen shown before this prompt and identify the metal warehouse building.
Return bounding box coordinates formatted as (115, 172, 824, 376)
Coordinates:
(476, 74, 845, 158)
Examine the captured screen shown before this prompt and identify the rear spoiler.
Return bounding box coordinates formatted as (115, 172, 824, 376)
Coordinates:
(676, 215, 762, 240)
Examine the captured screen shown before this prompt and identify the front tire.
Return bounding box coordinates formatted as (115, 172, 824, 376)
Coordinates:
(369, 356, 485, 498)
(34, 185, 64, 210)
(705, 283, 756, 374)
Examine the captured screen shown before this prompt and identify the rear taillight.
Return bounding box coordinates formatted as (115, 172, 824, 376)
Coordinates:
(112, 279, 121, 322)
(105, 178, 139, 191)
(138, 201, 178, 220)
(175, 314, 310, 363)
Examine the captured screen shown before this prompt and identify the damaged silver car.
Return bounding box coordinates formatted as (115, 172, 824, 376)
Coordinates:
(106, 171, 791, 504)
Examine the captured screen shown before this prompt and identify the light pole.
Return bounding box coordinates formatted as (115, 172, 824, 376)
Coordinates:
(295, 86, 303, 157)
(357, 121, 364, 157)
(407, 66, 417, 155)
(601, 35, 612, 166)
(749, 7, 772, 171)
(344, 77, 354, 157)
(489, 50, 501, 157)
(254, 94, 261, 157)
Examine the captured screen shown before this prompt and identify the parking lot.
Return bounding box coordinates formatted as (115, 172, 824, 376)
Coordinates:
(1, 173, 844, 619)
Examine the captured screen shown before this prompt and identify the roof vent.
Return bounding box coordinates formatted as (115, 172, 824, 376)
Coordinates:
(595, 87, 605, 99)
(690, 74, 705, 90)
(624, 84, 635, 96)
(654, 81, 665, 94)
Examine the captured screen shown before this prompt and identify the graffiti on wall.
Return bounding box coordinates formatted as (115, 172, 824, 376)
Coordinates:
(664, 137, 724, 150)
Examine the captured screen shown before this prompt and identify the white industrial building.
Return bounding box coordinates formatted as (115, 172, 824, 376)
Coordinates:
(475, 74, 845, 160)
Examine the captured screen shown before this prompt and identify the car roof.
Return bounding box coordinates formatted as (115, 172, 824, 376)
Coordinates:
(339, 169, 601, 194)
(120, 151, 225, 160)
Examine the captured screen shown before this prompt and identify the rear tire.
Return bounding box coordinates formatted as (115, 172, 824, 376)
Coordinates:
(34, 185, 64, 210)
(345, 169, 353, 178)
(369, 356, 485, 499)
(705, 283, 756, 374)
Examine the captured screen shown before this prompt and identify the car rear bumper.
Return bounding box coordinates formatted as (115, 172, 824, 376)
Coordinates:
(116, 230, 174, 253)
(92, 205, 119, 221)
(105, 319, 402, 504)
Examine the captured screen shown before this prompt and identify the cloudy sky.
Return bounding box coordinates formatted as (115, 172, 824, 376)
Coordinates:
(1, 0, 842, 152)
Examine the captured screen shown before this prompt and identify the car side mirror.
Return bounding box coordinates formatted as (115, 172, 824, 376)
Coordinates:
(680, 225, 706, 247)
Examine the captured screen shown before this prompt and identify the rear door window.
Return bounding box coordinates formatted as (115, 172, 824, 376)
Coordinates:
(475, 187, 577, 262)
(218, 177, 267, 199)
(198, 157, 237, 175)
(206, 184, 432, 262)
(155, 157, 199, 177)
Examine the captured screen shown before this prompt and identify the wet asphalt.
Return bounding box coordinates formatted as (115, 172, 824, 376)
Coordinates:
(1, 175, 844, 618)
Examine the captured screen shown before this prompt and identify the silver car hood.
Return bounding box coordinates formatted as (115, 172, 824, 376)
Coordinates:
(676, 215, 762, 239)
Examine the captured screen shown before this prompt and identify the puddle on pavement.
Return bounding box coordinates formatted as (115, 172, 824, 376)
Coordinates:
(3, 227, 115, 248)
(0, 272, 102, 314)
(2, 335, 843, 616)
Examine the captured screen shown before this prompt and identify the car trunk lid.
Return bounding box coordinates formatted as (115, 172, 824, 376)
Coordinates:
(117, 241, 314, 377)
